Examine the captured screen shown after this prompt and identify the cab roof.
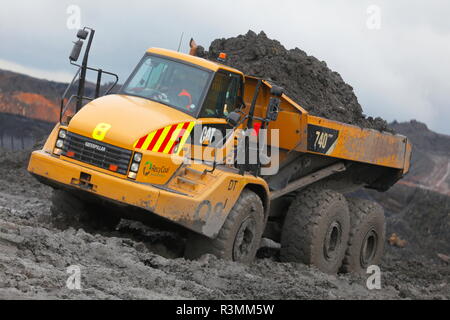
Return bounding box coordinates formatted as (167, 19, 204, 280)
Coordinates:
(147, 47, 244, 76)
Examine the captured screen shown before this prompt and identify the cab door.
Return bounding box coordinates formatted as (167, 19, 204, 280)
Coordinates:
(184, 70, 244, 164)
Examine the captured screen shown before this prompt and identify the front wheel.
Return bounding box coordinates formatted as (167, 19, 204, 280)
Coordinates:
(184, 189, 265, 264)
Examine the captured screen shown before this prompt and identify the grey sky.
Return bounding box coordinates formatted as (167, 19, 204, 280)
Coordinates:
(1, 0, 449, 134)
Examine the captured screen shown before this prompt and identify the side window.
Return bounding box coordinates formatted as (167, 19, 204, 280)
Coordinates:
(200, 71, 242, 118)
(126, 58, 167, 90)
(127, 59, 153, 89)
(147, 63, 166, 88)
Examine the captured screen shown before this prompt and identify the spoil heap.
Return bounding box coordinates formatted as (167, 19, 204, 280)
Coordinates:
(202, 31, 389, 131)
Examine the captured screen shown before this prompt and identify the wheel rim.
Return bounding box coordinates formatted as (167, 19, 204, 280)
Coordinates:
(323, 221, 342, 261)
(233, 217, 256, 261)
(360, 229, 378, 267)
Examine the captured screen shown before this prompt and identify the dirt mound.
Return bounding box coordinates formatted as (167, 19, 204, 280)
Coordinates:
(386, 120, 450, 196)
(390, 120, 450, 156)
(202, 31, 389, 131)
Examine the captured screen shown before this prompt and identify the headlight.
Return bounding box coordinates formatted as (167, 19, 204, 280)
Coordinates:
(133, 153, 142, 163)
(59, 130, 67, 139)
(56, 139, 64, 148)
(130, 163, 140, 172)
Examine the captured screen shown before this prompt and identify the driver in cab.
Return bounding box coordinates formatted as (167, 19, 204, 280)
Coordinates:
(170, 70, 202, 111)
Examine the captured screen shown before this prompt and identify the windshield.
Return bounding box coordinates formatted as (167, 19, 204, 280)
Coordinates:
(122, 55, 212, 115)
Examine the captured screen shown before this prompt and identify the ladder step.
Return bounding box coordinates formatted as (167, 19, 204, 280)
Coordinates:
(177, 176, 198, 186)
(185, 167, 206, 176)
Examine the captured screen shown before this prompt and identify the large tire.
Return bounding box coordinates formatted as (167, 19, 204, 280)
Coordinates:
(184, 189, 265, 264)
(50, 190, 120, 230)
(341, 198, 385, 274)
(280, 187, 350, 274)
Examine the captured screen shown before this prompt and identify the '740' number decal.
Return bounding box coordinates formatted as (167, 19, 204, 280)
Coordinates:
(307, 125, 339, 154)
(314, 131, 334, 149)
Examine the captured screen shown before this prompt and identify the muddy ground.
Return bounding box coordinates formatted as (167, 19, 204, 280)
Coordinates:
(0, 150, 448, 300)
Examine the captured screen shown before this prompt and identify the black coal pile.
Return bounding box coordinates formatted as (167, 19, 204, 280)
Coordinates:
(202, 31, 389, 131)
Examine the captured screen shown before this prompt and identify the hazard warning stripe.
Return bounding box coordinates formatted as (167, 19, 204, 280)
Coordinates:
(147, 128, 164, 151)
(157, 124, 178, 153)
(163, 122, 185, 154)
(176, 122, 195, 155)
(168, 122, 190, 154)
(142, 130, 156, 150)
(134, 134, 148, 149)
(152, 126, 172, 152)
(134, 122, 195, 154)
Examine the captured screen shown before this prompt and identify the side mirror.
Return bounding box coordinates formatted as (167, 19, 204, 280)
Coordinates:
(266, 97, 280, 122)
(69, 40, 84, 62)
(226, 111, 241, 127)
(77, 29, 89, 40)
(266, 85, 283, 122)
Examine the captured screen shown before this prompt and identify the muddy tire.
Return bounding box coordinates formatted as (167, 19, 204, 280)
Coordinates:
(50, 190, 120, 230)
(341, 198, 385, 274)
(184, 189, 265, 264)
(280, 187, 350, 274)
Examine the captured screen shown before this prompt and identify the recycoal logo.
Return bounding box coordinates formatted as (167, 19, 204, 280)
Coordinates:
(143, 161, 169, 177)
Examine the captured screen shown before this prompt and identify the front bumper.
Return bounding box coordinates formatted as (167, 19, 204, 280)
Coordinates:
(28, 150, 160, 210)
(27, 150, 232, 238)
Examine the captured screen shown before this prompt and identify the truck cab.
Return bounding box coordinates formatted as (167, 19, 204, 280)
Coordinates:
(60, 48, 248, 186)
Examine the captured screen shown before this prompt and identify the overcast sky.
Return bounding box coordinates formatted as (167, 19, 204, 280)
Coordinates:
(1, 0, 449, 134)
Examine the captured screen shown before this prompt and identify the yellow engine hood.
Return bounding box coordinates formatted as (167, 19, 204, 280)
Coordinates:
(68, 94, 195, 149)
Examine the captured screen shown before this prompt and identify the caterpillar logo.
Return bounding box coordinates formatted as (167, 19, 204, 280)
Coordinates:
(200, 127, 218, 145)
(189, 123, 233, 147)
(84, 141, 106, 152)
(134, 122, 195, 155)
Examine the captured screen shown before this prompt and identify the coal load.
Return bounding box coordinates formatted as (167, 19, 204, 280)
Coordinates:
(204, 31, 389, 131)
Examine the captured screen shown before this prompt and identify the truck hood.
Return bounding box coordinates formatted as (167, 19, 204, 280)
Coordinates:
(68, 94, 195, 149)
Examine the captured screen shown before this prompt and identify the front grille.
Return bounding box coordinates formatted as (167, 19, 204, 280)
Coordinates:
(62, 132, 132, 175)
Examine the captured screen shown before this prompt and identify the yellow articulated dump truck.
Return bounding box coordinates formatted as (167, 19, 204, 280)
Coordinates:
(28, 28, 411, 274)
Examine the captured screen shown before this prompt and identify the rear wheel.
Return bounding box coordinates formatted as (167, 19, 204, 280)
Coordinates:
(50, 190, 120, 230)
(280, 187, 350, 274)
(184, 189, 265, 264)
(341, 198, 385, 274)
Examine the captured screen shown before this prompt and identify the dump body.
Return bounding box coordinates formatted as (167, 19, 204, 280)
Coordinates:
(241, 77, 411, 194)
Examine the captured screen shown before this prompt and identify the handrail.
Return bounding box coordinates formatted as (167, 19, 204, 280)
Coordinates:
(59, 63, 119, 124)
(59, 68, 81, 123)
